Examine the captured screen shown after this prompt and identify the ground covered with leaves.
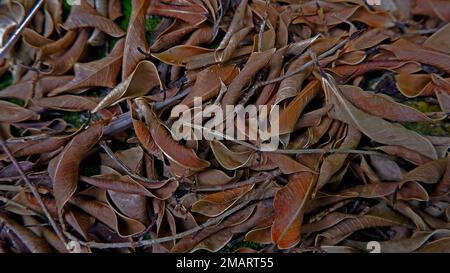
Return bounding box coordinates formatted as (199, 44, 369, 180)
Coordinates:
(0, 0, 450, 253)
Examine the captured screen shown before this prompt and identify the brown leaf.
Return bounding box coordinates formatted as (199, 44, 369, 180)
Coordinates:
(0, 212, 52, 253)
(33, 95, 98, 112)
(318, 203, 410, 245)
(381, 39, 450, 74)
(122, 0, 150, 79)
(63, 0, 125, 38)
(424, 23, 450, 54)
(40, 29, 90, 75)
(322, 73, 438, 160)
(152, 45, 213, 66)
(210, 141, 254, 170)
(179, 64, 238, 107)
(340, 85, 445, 122)
(316, 125, 361, 192)
(136, 99, 210, 171)
(191, 185, 253, 217)
(49, 123, 104, 212)
(92, 60, 161, 113)
(148, 0, 208, 26)
(49, 39, 124, 95)
(224, 50, 276, 106)
(277, 80, 321, 135)
(272, 171, 316, 249)
(0, 100, 38, 123)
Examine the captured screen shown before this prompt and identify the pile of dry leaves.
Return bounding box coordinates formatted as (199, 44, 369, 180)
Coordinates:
(0, 0, 450, 253)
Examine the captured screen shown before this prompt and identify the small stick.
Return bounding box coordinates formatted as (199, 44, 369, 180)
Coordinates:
(273, 148, 387, 157)
(99, 141, 167, 184)
(103, 87, 192, 137)
(0, 196, 39, 216)
(250, 36, 354, 91)
(69, 197, 263, 249)
(0, 138, 67, 245)
(0, 0, 45, 59)
(0, 185, 25, 192)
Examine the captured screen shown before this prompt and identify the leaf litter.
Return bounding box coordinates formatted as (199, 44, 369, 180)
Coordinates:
(0, 0, 449, 253)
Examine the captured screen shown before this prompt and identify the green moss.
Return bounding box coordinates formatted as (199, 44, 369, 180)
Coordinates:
(403, 121, 450, 137)
(404, 100, 441, 113)
(208, 40, 221, 49)
(10, 126, 25, 137)
(117, 0, 132, 31)
(107, 37, 120, 53)
(62, 0, 73, 20)
(88, 45, 107, 60)
(80, 162, 101, 176)
(362, 79, 450, 137)
(401, 100, 450, 136)
(207, 30, 225, 49)
(0, 72, 12, 91)
(62, 111, 89, 128)
(85, 89, 102, 98)
(5, 98, 25, 106)
(365, 77, 379, 92)
(145, 17, 161, 33)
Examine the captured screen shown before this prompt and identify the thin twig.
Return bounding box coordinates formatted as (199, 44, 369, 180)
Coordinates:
(0, 185, 25, 192)
(250, 35, 355, 91)
(5, 133, 55, 144)
(405, 28, 440, 35)
(99, 140, 167, 184)
(181, 122, 389, 157)
(273, 148, 386, 156)
(0, 0, 45, 59)
(103, 87, 192, 137)
(0, 196, 39, 216)
(153, 86, 192, 111)
(0, 138, 67, 245)
(68, 197, 263, 249)
(101, 34, 354, 138)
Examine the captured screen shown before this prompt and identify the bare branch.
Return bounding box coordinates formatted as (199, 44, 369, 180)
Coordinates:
(0, 0, 45, 59)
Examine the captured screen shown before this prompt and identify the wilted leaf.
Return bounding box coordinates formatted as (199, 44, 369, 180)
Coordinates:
(322, 72, 438, 160)
(49, 123, 104, 212)
(92, 61, 161, 113)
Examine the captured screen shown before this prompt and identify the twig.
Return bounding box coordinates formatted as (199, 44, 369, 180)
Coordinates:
(68, 197, 262, 249)
(180, 122, 389, 157)
(103, 87, 192, 137)
(405, 28, 440, 35)
(103, 112, 133, 137)
(308, 200, 353, 223)
(0, 138, 67, 245)
(211, 0, 226, 40)
(258, 16, 267, 52)
(5, 133, 55, 144)
(0, 196, 39, 216)
(153, 86, 192, 111)
(99, 141, 167, 184)
(101, 34, 355, 138)
(0, 185, 25, 192)
(273, 148, 387, 156)
(0, 0, 45, 59)
(192, 170, 282, 192)
(250, 35, 355, 91)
